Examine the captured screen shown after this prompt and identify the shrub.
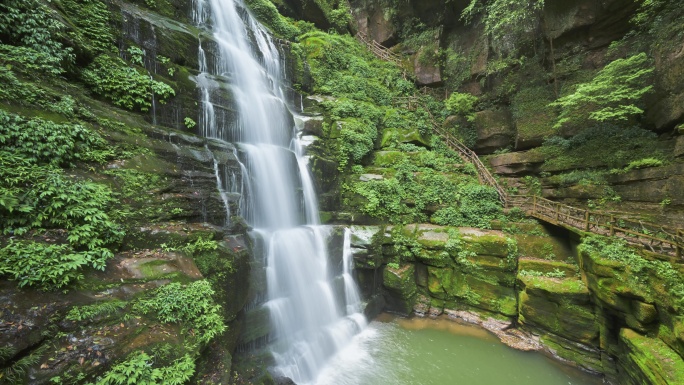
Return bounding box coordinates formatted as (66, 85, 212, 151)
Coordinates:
(624, 157, 663, 171)
(96, 351, 194, 385)
(0, 154, 123, 249)
(0, 241, 98, 290)
(551, 53, 654, 128)
(82, 55, 175, 112)
(0, 110, 106, 166)
(133, 280, 226, 345)
(445, 92, 478, 120)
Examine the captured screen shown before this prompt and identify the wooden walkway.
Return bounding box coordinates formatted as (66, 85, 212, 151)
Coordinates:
(360, 36, 684, 259)
(509, 195, 684, 259)
(355, 32, 402, 65)
(392, 97, 684, 259)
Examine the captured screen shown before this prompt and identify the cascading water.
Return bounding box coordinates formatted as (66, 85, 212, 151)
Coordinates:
(193, 0, 366, 383)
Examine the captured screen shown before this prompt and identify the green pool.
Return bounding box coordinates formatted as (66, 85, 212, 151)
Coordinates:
(314, 314, 603, 385)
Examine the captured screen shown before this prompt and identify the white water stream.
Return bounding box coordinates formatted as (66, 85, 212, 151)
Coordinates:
(193, 0, 366, 383)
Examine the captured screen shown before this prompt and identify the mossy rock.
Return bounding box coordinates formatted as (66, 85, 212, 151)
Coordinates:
(383, 264, 417, 315)
(380, 127, 430, 148)
(518, 258, 578, 277)
(414, 248, 451, 267)
(238, 306, 272, 345)
(122, 223, 221, 251)
(519, 276, 598, 344)
(658, 318, 684, 360)
(427, 266, 453, 300)
(414, 225, 451, 250)
(619, 328, 684, 385)
(541, 334, 603, 374)
(460, 230, 510, 258)
(463, 254, 516, 274)
(514, 234, 574, 262)
(465, 275, 517, 316)
(373, 151, 408, 167)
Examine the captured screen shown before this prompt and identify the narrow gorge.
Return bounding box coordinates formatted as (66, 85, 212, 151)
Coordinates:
(0, 0, 682, 384)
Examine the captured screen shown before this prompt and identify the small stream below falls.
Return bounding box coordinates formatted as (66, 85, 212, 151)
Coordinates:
(315, 314, 604, 385)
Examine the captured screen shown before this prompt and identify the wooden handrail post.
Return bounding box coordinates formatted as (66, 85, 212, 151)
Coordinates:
(555, 202, 560, 222)
(677, 229, 682, 259)
(584, 210, 590, 231)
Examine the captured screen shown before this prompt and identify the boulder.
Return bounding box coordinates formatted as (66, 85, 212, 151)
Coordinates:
(413, 47, 442, 86)
(489, 150, 546, 175)
(383, 264, 417, 315)
(471, 109, 516, 154)
(618, 328, 684, 385)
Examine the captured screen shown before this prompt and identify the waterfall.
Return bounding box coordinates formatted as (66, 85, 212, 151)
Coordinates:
(193, 0, 365, 383)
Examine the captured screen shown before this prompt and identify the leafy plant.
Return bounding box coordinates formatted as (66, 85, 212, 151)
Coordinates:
(127, 46, 145, 66)
(550, 53, 654, 128)
(624, 157, 663, 171)
(82, 55, 175, 112)
(65, 300, 127, 321)
(461, 0, 544, 53)
(133, 280, 226, 344)
(184, 117, 196, 129)
(0, 110, 107, 166)
(445, 92, 478, 121)
(0, 241, 107, 290)
(0, 0, 74, 73)
(96, 351, 194, 385)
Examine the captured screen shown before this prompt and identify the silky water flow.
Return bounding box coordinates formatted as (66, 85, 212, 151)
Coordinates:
(193, 0, 366, 383)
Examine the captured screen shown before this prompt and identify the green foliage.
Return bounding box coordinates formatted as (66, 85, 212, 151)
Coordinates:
(540, 124, 664, 170)
(521, 175, 542, 196)
(59, 0, 116, 55)
(511, 85, 557, 138)
(0, 156, 123, 248)
(579, 236, 684, 310)
(184, 117, 196, 129)
(624, 157, 663, 171)
(548, 170, 607, 187)
(127, 46, 145, 66)
(182, 237, 219, 255)
(445, 92, 478, 121)
(432, 184, 502, 228)
(520, 269, 566, 278)
(96, 351, 194, 385)
(338, 118, 377, 168)
(0, 241, 98, 290)
(82, 55, 175, 112)
(244, 0, 301, 40)
(461, 0, 544, 53)
(1, 345, 47, 384)
(65, 300, 127, 321)
(550, 53, 654, 128)
(0, 0, 74, 73)
(350, 155, 500, 227)
(0, 110, 107, 166)
(133, 280, 226, 344)
(0, 44, 65, 77)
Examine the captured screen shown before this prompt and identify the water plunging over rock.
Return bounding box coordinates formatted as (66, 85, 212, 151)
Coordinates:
(193, 0, 365, 382)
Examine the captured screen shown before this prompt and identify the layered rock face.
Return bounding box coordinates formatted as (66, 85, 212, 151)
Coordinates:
(346, 223, 684, 384)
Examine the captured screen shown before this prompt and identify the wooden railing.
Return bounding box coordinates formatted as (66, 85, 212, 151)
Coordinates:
(510, 195, 684, 258)
(366, 35, 684, 260)
(355, 32, 402, 65)
(393, 96, 507, 205)
(436, 126, 508, 205)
